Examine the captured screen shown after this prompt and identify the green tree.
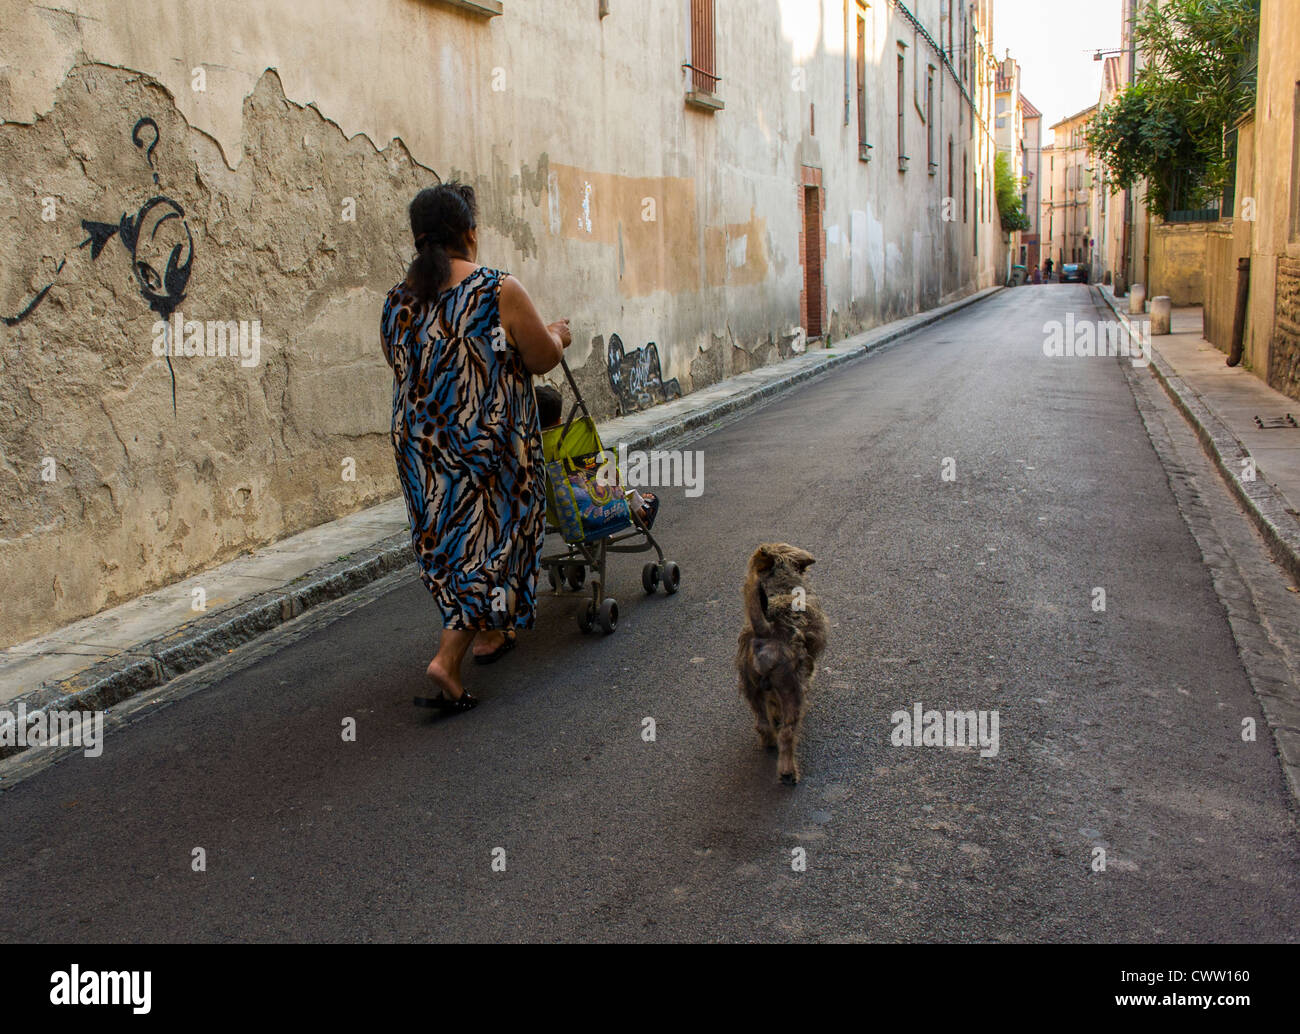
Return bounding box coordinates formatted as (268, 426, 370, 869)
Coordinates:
(1087, 0, 1259, 215)
(995, 151, 1031, 233)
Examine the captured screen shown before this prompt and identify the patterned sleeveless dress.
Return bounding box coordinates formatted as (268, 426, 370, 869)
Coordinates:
(380, 266, 545, 631)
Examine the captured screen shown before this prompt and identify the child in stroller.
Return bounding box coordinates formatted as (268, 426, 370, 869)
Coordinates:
(536, 384, 659, 529)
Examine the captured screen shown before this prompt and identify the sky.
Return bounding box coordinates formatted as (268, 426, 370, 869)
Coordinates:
(992, 0, 1125, 143)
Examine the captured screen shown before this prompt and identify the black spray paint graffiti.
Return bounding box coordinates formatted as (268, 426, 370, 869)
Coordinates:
(3, 117, 195, 413)
(606, 334, 682, 415)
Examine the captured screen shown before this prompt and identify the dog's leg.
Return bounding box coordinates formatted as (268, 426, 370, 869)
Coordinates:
(776, 688, 802, 785)
(745, 683, 777, 749)
(765, 693, 782, 731)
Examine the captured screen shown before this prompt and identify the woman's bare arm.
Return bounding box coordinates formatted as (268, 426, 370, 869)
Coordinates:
(499, 274, 569, 374)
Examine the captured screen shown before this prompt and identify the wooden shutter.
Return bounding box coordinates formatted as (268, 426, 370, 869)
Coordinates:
(690, 0, 718, 93)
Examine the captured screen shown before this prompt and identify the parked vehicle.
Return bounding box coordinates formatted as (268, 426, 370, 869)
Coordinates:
(1060, 263, 1088, 284)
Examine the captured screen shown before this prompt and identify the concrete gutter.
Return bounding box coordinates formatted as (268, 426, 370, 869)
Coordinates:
(0, 285, 1002, 758)
(1095, 285, 1300, 587)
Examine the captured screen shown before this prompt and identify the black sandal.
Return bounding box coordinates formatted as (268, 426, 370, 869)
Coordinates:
(472, 629, 517, 666)
(413, 690, 479, 714)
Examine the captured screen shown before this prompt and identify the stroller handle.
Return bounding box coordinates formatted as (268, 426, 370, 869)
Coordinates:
(552, 356, 594, 446)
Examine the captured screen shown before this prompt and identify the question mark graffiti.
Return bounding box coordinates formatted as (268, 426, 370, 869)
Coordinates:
(132, 117, 160, 183)
(4, 114, 194, 417)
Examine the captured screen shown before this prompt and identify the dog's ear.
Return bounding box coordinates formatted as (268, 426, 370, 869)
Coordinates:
(791, 548, 816, 572)
(751, 545, 776, 573)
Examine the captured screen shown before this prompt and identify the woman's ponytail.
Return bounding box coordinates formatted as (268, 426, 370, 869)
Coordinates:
(405, 183, 478, 304)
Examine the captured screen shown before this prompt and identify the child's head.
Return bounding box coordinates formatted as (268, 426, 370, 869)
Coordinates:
(535, 384, 563, 430)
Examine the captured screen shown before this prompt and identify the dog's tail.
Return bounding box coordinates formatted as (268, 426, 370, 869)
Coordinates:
(744, 575, 774, 638)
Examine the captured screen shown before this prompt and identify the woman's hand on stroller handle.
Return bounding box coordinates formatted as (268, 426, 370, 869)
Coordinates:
(549, 318, 572, 349)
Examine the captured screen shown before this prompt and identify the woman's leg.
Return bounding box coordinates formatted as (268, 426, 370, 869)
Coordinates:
(471, 629, 507, 657)
(426, 628, 476, 700)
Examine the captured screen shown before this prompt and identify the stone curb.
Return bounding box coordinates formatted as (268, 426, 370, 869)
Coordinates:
(1095, 286, 1300, 588)
(0, 285, 1002, 759)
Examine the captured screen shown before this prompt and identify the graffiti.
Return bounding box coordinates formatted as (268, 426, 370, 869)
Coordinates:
(3, 117, 195, 413)
(606, 333, 682, 415)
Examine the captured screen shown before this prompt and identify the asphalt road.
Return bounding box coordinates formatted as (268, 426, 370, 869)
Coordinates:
(2, 285, 1298, 942)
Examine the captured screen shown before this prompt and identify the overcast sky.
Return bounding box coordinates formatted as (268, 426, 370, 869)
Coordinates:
(992, 0, 1125, 142)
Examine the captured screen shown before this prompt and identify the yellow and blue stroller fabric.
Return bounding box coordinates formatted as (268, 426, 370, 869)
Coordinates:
(542, 416, 633, 545)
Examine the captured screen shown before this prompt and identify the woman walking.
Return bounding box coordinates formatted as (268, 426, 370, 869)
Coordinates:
(380, 183, 570, 712)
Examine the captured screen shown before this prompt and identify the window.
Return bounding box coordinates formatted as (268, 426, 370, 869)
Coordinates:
(948, 137, 954, 201)
(897, 52, 907, 168)
(686, 0, 722, 108)
(926, 66, 936, 174)
(959, 2, 966, 83)
(963, 153, 968, 223)
(856, 11, 870, 159)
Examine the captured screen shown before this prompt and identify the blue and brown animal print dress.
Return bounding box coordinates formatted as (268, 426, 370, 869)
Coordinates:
(380, 266, 545, 631)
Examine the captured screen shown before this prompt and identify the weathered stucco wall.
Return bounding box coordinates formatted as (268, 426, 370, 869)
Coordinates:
(1148, 221, 1208, 307)
(1204, 222, 1245, 354)
(0, 64, 434, 644)
(0, 0, 999, 647)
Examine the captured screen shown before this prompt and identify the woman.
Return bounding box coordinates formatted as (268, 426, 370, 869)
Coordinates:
(380, 183, 570, 713)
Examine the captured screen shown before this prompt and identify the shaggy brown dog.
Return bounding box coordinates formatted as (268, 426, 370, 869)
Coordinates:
(735, 543, 828, 785)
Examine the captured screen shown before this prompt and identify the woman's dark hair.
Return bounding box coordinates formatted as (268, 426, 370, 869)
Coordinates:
(406, 182, 477, 302)
(535, 385, 563, 430)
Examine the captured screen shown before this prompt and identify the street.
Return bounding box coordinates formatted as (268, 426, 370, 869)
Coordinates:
(1, 285, 1296, 943)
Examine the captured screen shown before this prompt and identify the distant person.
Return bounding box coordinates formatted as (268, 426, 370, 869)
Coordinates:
(1044, 258, 1054, 280)
(380, 183, 571, 714)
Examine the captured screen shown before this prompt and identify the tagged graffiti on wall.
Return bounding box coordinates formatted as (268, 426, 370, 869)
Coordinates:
(3, 117, 195, 412)
(606, 333, 682, 415)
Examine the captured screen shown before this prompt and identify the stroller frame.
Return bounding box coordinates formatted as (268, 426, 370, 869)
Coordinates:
(538, 359, 681, 634)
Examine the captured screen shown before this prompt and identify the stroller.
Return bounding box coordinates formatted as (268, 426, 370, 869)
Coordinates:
(539, 359, 681, 634)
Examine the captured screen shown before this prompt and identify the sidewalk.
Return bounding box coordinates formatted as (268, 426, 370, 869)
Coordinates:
(0, 285, 1002, 747)
(1096, 284, 1300, 583)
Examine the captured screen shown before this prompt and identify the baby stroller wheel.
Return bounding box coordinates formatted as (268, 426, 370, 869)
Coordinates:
(576, 601, 596, 633)
(641, 562, 660, 595)
(598, 597, 619, 634)
(565, 564, 586, 592)
(660, 561, 681, 595)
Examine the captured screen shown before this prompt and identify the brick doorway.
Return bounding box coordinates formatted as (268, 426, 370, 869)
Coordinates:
(800, 168, 825, 339)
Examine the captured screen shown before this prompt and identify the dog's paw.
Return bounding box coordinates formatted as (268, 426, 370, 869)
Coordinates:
(779, 768, 800, 786)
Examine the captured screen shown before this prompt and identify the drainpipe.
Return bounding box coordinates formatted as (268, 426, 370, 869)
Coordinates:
(1227, 256, 1251, 367)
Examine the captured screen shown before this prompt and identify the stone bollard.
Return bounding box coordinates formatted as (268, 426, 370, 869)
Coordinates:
(1151, 296, 1172, 336)
(1129, 284, 1146, 314)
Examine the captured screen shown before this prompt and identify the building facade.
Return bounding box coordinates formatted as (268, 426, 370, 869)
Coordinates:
(1019, 93, 1044, 273)
(1203, 0, 1300, 396)
(1045, 105, 1096, 275)
(0, 0, 1002, 647)
(995, 53, 1022, 278)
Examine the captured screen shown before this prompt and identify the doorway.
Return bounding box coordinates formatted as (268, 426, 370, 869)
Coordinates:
(803, 184, 824, 338)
